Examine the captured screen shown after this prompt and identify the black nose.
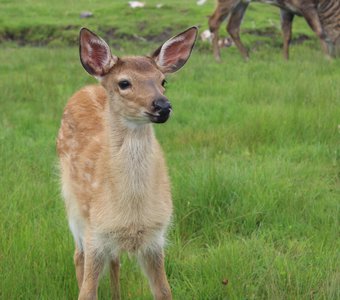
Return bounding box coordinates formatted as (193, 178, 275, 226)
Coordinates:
(152, 98, 172, 113)
(150, 98, 172, 123)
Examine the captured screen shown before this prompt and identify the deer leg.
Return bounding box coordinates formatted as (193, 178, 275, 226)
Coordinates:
(109, 257, 121, 300)
(208, 3, 230, 62)
(280, 9, 295, 60)
(74, 246, 85, 289)
(208, 15, 224, 62)
(211, 26, 222, 62)
(138, 248, 171, 300)
(301, 8, 331, 56)
(227, 1, 249, 60)
(78, 243, 105, 300)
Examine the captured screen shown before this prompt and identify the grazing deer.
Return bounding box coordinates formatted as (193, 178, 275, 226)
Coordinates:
(208, 0, 340, 61)
(56, 26, 197, 300)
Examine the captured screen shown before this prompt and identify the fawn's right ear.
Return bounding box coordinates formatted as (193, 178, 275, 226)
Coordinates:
(79, 28, 117, 78)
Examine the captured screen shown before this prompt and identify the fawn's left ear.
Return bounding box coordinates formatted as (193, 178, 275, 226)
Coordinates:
(152, 26, 198, 73)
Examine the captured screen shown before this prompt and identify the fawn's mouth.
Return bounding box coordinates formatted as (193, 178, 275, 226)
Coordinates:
(145, 110, 172, 124)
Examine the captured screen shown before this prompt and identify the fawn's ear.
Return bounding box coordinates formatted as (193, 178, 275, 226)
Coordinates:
(152, 26, 198, 73)
(79, 28, 117, 78)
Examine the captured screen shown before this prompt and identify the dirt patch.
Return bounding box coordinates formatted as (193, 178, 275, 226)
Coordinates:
(243, 27, 311, 44)
(291, 34, 311, 45)
(0, 24, 313, 51)
(144, 27, 175, 43)
(0, 25, 181, 47)
(243, 27, 278, 39)
(0, 25, 78, 46)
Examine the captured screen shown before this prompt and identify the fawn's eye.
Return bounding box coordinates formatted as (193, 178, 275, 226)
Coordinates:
(161, 79, 167, 87)
(118, 80, 131, 90)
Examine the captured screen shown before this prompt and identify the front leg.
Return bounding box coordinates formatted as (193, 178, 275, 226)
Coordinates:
(138, 248, 171, 300)
(280, 9, 295, 60)
(208, 3, 230, 62)
(78, 239, 105, 300)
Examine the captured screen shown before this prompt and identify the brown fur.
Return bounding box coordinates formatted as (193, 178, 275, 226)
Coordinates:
(208, 0, 340, 61)
(57, 27, 197, 300)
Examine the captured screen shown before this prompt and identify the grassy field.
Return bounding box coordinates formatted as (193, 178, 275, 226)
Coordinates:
(1, 1, 340, 299)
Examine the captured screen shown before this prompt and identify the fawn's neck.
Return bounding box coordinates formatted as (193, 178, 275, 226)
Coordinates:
(106, 109, 156, 204)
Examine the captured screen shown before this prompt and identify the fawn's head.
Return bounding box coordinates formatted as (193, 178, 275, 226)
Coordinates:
(79, 27, 197, 125)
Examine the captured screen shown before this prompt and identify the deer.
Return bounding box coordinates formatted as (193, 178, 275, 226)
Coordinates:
(208, 0, 340, 61)
(56, 26, 198, 300)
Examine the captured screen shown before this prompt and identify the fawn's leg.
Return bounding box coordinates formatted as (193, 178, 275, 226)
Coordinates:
(78, 239, 105, 300)
(74, 245, 85, 289)
(109, 257, 121, 300)
(138, 248, 171, 300)
(227, 1, 249, 60)
(280, 9, 295, 60)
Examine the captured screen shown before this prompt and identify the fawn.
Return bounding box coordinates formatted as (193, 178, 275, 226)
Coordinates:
(56, 27, 198, 300)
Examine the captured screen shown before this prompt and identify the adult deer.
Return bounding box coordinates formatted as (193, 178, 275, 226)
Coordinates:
(57, 27, 197, 300)
(208, 0, 340, 61)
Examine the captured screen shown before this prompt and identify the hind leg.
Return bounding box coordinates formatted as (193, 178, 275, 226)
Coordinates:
(109, 257, 121, 300)
(280, 9, 295, 60)
(301, 7, 331, 57)
(227, 1, 249, 60)
(68, 213, 86, 291)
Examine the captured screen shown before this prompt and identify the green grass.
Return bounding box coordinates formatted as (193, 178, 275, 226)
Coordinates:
(0, 0, 214, 46)
(0, 0, 313, 47)
(1, 1, 340, 299)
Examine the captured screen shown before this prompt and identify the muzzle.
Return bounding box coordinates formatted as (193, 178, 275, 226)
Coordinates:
(149, 98, 172, 123)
